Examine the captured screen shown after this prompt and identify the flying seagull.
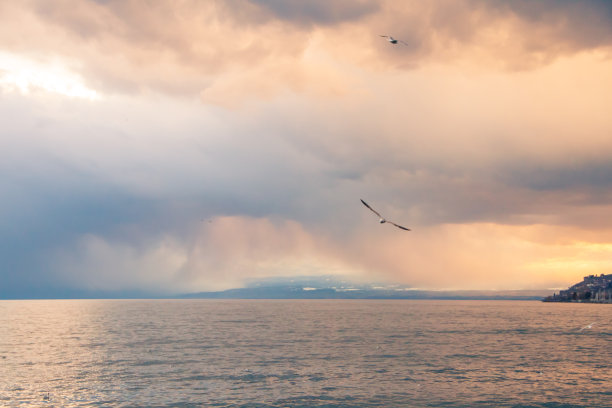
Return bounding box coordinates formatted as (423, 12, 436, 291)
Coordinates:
(579, 322, 595, 332)
(379, 35, 409, 46)
(361, 199, 411, 231)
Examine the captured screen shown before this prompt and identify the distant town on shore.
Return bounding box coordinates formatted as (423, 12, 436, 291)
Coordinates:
(543, 274, 612, 303)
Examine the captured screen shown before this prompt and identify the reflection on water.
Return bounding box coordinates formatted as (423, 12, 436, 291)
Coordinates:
(1, 300, 610, 407)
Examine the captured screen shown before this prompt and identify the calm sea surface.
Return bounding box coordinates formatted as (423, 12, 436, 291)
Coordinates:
(1, 300, 610, 407)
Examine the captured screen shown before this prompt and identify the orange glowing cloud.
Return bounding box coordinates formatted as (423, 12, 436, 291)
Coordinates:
(1, 1, 611, 103)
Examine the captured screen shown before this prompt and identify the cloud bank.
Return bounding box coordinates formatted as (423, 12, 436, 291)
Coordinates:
(1, 1, 611, 296)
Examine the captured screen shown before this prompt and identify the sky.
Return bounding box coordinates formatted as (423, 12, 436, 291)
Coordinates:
(1, 0, 612, 297)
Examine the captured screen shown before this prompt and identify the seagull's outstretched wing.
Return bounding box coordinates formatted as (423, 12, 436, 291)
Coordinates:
(389, 221, 411, 231)
(361, 199, 382, 218)
(379, 35, 389, 38)
(579, 322, 595, 331)
(399, 40, 410, 46)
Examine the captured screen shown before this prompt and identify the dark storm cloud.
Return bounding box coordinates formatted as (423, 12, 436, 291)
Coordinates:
(476, 0, 612, 50)
(0, 94, 349, 296)
(0, 162, 163, 296)
(487, 0, 612, 44)
(375, 0, 612, 71)
(502, 159, 612, 193)
(321, 145, 612, 228)
(248, 0, 379, 26)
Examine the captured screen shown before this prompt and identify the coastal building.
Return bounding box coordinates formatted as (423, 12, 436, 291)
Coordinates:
(543, 274, 612, 303)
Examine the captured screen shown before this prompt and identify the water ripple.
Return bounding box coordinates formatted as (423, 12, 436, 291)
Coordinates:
(1, 299, 609, 407)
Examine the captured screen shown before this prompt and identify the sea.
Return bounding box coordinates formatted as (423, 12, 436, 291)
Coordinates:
(1, 300, 610, 407)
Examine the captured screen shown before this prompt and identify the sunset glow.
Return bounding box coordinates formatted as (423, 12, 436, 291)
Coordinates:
(0, 52, 99, 100)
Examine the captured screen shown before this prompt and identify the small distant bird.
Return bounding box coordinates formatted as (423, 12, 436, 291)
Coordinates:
(379, 35, 409, 46)
(43, 393, 50, 401)
(361, 199, 411, 231)
(579, 322, 595, 332)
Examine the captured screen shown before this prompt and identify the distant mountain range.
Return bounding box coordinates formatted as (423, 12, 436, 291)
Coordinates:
(2, 276, 554, 300)
(179, 276, 550, 300)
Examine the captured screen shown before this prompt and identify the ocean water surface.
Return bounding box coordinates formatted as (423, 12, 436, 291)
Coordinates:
(1, 299, 610, 407)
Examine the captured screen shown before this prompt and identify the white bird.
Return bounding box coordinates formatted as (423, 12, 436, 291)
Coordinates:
(379, 35, 409, 46)
(361, 199, 411, 231)
(579, 322, 595, 332)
